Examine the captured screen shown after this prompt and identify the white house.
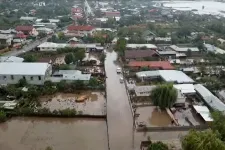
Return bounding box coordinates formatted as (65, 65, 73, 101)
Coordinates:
(36, 27, 54, 35)
(0, 56, 24, 62)
(0, 63, 52, 85)
(38, 42, 67, 51)
(0, 34, 13, 46)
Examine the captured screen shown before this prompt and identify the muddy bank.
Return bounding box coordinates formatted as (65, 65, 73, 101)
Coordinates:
(0, 117, 108, 150)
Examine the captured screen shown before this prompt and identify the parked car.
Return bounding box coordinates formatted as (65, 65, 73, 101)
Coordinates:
(116, 67, 122, 73)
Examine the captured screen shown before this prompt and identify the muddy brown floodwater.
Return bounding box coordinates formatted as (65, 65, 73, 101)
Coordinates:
(105, 51, 133, 150)
(0, 117, 108, 150)
(40, 91, 106, 115)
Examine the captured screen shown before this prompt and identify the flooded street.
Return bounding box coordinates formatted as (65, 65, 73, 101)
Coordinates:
(105, 51, 133, 150)
(0, 117, 108, 150)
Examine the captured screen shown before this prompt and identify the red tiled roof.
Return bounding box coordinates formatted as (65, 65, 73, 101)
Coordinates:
(16, 26, 33, 31)
(125, 50, 158, 59)
(128, 61, 174, 70)
(67, 25, 95, 31)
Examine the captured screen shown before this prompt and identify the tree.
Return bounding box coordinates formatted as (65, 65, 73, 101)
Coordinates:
(57, 32, 65, 40)
(74, 49, 85, 62)
(148, 141, 168, 150)
(64, 53, 75, 64)
(115, 38, 127, 56)
(0, 110, 7, 122)
(182, 130, 225, 150)
(187, 49, 192, 57)
(99, 53, 106, 63)
(73, 80, 85, 90)
(88, 78, 99, 87)
(18, 78, 27, 87)
(211, 111, 225, 141)
(23, 54, 38, 62)
(150, 84, 177, 109)
(38, 32, 47, 38)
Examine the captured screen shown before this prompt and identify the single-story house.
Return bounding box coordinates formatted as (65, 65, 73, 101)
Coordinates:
(126, 44, 157, 50)
(128, 61, 174, 70)
(15, 26, 38, 36)
(168, 45, 199, 56)
(66, 25, 95, 37)
(194, 84, 225, 112)
(0, 34, 13, 46)
(0, 63, 52, 85)
(125, 50, 159, 61)
(204, 43, 225, 54)
(157, 50, 176, 59)
(136, 70, 194, 84)
(20, 16, 37, 21)
(105, 11, 121, 18)
(49, 70, 91, 83)
(36, 27, 54, 35)
(134, 85, 185, 106)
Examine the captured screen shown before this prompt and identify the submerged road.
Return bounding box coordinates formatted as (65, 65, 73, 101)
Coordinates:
(105, 50, 133, 150)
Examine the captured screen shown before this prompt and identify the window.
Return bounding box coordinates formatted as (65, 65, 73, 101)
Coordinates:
(38, 76, 41, 80)
(3, 76, 6, 80)
(23, 76, 26, 80)
(30, 76, 33, 80)
(11, 75, 14, 80)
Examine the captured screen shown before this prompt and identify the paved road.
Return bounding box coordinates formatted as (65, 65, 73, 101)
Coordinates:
(3, 36, 51, 57)
(105, 50, 133, 150)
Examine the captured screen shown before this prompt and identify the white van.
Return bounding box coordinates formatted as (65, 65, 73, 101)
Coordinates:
(116, 67, 122, 73)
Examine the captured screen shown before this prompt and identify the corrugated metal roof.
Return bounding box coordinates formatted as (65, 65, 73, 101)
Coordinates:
(0, 63, 50, 75)
(195, 84, 225, 112)
(128, 61, 174, 70)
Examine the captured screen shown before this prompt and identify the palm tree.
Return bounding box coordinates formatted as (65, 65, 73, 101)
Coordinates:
(150, 84, 177, 109)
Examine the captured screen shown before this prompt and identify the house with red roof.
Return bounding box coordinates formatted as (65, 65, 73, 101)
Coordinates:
(128, 61, 174, 70)
(66, 25, 95, 37)
(15, 25, 38, 36)
(125, 50, 159, 61)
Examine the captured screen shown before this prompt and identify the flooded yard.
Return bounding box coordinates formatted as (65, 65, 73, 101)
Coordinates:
(0, 117, 108, 150)
(40, 91, 106, 115)
(136, 106, 172, 127)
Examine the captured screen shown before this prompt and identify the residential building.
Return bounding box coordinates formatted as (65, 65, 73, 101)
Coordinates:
(38, 42, 67, 51)
(49, 70, 91, 83)
(134, 85, 185, 106)
(126, 44, 157, 50)
(125, 50, 159, 61)
(66, 25, 95, 37)
(0, 34, 13, 46)
(20, 16, 37, 21)
(195, 84, 225, 112)
(0, 63, 52, 85)
(15, 26, 38, 36)
(204, 43, 225, 54)
(105, 11, 121, 18)
(136, 70, 194, 84)
(34, 23, 57, 29)
(36, 27, 54, 35)
(68, 37, 80, 44)
(157, 50, 176, 59)
(192, 105, 213, 123)
(168, 45, 200, 56)
(37, 42, 101, 52)
(128, 61, 174, 70)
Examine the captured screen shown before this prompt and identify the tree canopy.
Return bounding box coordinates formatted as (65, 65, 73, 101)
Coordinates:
(211, 111, 225, 141)
(150, 84, 177, 109)
(115, 38, 127, 56)
(182, 130, 225, 150)
(64, 53, 75, 64)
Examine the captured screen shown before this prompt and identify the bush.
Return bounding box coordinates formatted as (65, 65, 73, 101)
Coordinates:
(0, 110, 7, 122)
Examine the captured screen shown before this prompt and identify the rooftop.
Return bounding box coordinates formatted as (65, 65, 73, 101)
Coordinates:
(173, 84, 196, 94)
(52, 70, 91, 81)
(0, 63, 50, 76)
(193, 105, 213, 122)
(195, 84, 225, 112)
(67, 25, 95, 31)
(16, 26, 34, 31)
(0, 56, 24, 62)
(136, 70, 194, 84)
(0, 34, 13, 39)
(126, 44, 157, 49)
(169, 45, 199, 52)
(128, 61, 174, 70)
(125, 50, 158, 59)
